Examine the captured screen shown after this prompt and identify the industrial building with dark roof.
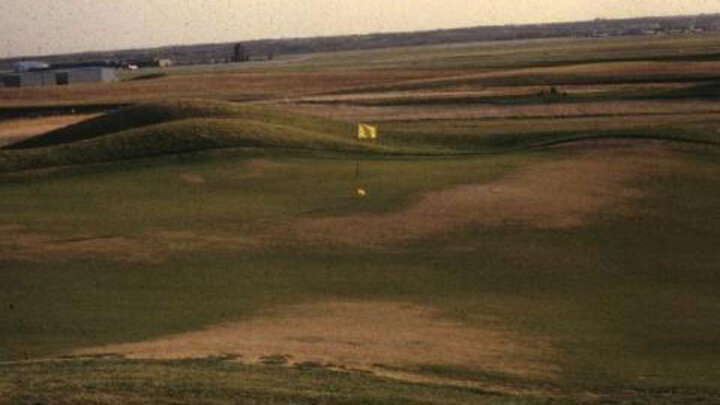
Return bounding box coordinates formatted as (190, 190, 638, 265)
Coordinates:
(1, 67, 119, 88)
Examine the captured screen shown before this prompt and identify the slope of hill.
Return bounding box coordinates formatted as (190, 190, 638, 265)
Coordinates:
(1, 98, 719, 174)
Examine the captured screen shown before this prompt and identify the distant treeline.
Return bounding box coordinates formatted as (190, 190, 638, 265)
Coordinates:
(2, 13, 720, 69)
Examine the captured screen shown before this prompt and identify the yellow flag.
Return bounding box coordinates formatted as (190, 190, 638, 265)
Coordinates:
(358, 124, 378, 140)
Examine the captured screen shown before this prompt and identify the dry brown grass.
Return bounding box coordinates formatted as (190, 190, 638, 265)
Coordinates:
(297, 83, 692, 105)
(324, 61, 720, 95)
(75, 300, 556, 379)
(284, 99, 720, 122)
(0, 229, 156, 263)
(1, 60, 712, 108)
(0, 150, 681, 262)
(179, 173, 207, 184)
(0, 114, 97, 146)
(258, 149, 678, 247)
(0, 70, 458, 107)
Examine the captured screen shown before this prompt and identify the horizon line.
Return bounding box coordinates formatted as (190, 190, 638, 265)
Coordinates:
(3, 11, 717, 61)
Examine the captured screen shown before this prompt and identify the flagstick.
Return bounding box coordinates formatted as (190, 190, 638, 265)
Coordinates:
(354, 158, 364, 196)
(355, 124, 362, 195)
(354, 123, 378, 197)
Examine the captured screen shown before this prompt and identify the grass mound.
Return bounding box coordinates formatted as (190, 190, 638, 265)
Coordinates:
(0, 118, 407, 173)
(1, 99, 322, 150)
(381, 118, 720, 152)
(2, 98, 719, 174)
(0, 99, 413, 172)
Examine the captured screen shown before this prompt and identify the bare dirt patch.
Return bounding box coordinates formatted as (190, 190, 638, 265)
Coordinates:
(75, 301, 555, 379)
(0, 114, 98, 147)
(262, 150, 677, 246)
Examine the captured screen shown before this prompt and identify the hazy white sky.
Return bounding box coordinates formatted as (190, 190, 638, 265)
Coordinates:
(1, 0, 719, 57)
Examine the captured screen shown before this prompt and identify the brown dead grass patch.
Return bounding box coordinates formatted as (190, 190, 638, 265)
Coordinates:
(0, 226, 265, 263)
(326, 61, 720, 96)
(0, 149, 682, 261)
(179, 173, 207, 184)
(0, 230, 156, 263)
(297, 83, 690, 105)
(284, 100, 720, 122)
(0, 70, 456, 107)
(260, 149, 677, 247)
(0, 114, 98, 147)
(237, 158, 295, 178)
(178, 159, 293, 184)
(0, 224, 266, 264)
(75, 301, 555, 379)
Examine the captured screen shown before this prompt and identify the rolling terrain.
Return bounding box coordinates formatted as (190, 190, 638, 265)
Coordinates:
(1, 34, 719, 404)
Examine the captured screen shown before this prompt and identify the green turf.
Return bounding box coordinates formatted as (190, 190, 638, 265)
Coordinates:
(2, 34, 720, 404)
(2, 99, 357, 150)
(1, 150, 719, 392)
(0, 359, 520, 405)
(2, 97, 719, 174)
(4, 358, 720, 405)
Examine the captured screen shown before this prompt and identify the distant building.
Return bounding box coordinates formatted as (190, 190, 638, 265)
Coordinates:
(127, 58, 174, 69)
(1, 67, 118, 88)
(12, 61, 50, 73)
(55, 68, 119, 85)
(155, 58, 173, 68)
(51, 60, 119, 70)
(2, 70, 56, 87)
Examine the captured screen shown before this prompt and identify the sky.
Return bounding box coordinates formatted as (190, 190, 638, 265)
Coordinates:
(1, 0, 720, 58)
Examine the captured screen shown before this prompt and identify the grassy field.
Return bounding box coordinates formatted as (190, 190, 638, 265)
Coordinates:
(1, 34, 720, 404)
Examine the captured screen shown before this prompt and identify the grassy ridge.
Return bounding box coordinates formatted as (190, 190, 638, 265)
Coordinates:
(0, 100, 422, 173)
(2, 100, 310, 149)
(1, 98, 719, 174)
(0, 118, 404, 173)
(381, 117, 720, 151)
